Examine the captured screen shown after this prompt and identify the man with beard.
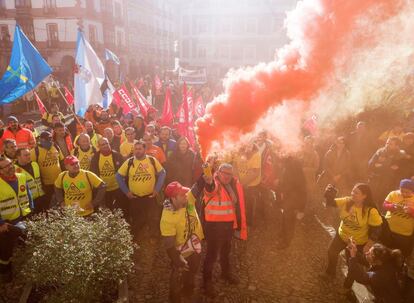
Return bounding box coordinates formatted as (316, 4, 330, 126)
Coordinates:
(53, 122, 73, 157)
(95, 111, 112, 135)
(55, 155, 106, 217)
(1, 139, 17, 161)
(0, 116, 35, 151)
(72, 134, 96, 171)
(31, 131, 64, 210)
(74, 121, 102, 150)
(91, 138, 126, 215)
(15, 148, 47, 214)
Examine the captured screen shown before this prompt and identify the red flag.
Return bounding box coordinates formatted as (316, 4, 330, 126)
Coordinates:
(176, 82, 195, 146)
(130, 81, 157, 118)
(194, 95, 205, 118)
(63, 86, 74, 105)
(136, 78, 144, 89)
(182, 82, 189, 125)
(34, 92, 47, 115)
(187, 88, 195, 123)
(113, 85, 139, 115)
(154, 75, 162, 95)
(159, 87, 173, 126)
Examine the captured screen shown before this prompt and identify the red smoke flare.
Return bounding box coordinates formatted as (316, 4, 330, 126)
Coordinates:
(195, 0, 404, 159)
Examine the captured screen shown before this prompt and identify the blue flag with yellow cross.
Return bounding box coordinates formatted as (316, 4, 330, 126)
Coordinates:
(0, 25, 52, 104)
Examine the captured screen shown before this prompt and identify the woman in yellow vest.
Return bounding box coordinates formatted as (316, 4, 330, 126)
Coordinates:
(15, 148, 46, 214)
(0, 156, 32, 282)
(322, 183, 383, 294)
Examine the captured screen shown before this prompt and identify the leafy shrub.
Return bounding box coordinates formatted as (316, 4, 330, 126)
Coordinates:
(13, 208, 136, 303)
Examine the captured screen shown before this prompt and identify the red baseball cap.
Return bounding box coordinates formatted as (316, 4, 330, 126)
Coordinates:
(164, 181, 190, 198)
(64, 155, 79, 166)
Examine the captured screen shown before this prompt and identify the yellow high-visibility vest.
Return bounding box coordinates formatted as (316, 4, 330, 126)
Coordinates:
(0, 173, 31, 222)
(15, 162, 45, 200)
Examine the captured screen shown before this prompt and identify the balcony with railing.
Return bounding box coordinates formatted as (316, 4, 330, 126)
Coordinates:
(43, 5, 57, 16)
(47, 39, 59, 48)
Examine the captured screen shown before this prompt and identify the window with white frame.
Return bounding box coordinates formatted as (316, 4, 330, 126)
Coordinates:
(219, 45, 230, 59)
(244, 45, 256, 61)
(0, 25, 10, 40)
(89, 24, 97, 45)
(197, 45, 207, 58)
(44, 0, 56, 9)
(245, 17, 257, 34)
(114, 2, 122, 18)
(198, 18, 208, 34)
(47, 23, 59, 47)
(15, 0, 31, 7)
(116, 31, 123, 47)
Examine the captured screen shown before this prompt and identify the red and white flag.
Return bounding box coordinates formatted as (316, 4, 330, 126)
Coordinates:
(64, 86, 74, 105)
(194, 95, 205, 118)
(113, 85, 139, 115)
(159, 87, 173, 126)
(136, 78, 144, 90)
(176, 83, 195, 146)
(154, 75, 162, 95)
(130, 81, 157, 118)
(34, 92, 47, 115)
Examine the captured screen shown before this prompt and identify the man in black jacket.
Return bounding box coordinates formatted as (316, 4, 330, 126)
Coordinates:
(90, 138, 127, 218)
(277, 155, 307, 249)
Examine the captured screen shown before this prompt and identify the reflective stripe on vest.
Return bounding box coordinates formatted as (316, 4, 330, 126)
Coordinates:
(204, 187, 236, 222)
(205, 208, 234, 216)
(0, 174, 31, 221)
(207, 201, 233, 207)
(15, 162, 45, 199)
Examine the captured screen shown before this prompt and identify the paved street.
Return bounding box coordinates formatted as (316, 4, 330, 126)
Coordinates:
(129, 204, 349, 303)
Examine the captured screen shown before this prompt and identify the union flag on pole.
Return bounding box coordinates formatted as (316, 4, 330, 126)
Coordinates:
(63, 86, 74, 105)
(194, 95, 205, 118)
(159, 87, 173, 126)
(113, 85, 139, 115)
(136, 78, 144, 89)
(154, 75, 162, 95)
(130, 81, 157, 118)
(176, 82, 195, 146)
(34, 92, 47, 115)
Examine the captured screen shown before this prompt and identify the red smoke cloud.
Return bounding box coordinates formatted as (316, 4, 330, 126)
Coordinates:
(195, 0, 404, 159)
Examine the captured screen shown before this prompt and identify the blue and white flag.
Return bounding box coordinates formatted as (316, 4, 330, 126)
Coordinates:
(105, 48, 120, 65)
(0, 25, 52, 104)
(101, 75, 115, 109)
(74, 30, 105, 117)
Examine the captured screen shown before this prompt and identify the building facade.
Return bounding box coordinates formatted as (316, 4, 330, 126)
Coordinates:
(0, 0, 128, 85)
(0, 0, 298, 85)
(127, 0, 178, 79)
(178, 0, 297, 79)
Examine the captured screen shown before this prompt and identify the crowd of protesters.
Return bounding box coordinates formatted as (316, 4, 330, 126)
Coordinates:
(0, 76, 414, 303)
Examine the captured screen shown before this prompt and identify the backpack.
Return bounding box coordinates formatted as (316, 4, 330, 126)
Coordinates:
(35, 143, 62, 163)
(367, 207, 391, 245)
(60, 170, 94, 200)
(73, 146, 97, 157)
(125, 155, 158, 184)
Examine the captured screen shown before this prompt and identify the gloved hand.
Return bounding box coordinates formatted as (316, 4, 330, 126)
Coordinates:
(324, 184, 338, 200)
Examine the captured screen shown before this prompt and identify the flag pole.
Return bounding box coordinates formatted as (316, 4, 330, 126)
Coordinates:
(33, 91, 49, 115)
(49, 76, 85, 131)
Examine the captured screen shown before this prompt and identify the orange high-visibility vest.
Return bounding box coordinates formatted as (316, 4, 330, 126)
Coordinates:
(203, 176, 247, 240)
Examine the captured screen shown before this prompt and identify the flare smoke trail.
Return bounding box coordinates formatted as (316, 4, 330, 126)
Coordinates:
(195, 0, 409, 159)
